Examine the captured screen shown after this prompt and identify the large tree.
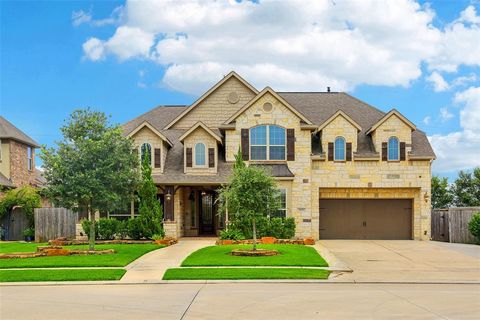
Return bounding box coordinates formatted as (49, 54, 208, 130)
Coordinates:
(431, 176, 453, 209)
(451, 167, 480, 207)
(218, 151, 280, 250)
(41, 109, 140, 250)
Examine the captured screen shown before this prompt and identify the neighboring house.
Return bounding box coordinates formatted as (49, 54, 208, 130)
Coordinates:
(0, 116, 41, 189)
(122, 72, 435, 240)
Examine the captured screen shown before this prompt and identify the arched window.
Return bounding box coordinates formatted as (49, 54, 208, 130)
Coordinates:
(388, 137, 399, 160)
(250, 125, 286, 160)
(141, 143, 152, 164)
(194, 143, 206, 166)
(334, 137, 345, 161)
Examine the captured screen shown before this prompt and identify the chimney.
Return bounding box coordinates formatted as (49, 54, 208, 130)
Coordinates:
(327, 87, 331, 93)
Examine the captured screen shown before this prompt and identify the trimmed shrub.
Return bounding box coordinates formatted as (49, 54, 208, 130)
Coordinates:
(97, 218, 120, 240)
(229, 216, 296, 239)
(219, 228, 245, 240)
(468, 212, 480, 243)
(126, 218, 144, 240)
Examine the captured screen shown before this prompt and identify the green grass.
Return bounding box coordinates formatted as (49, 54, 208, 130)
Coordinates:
(181, 245, 328, 267)
(0, 242, 163, 268)
(0, 269, 126, 282)
(163, 268, 330, 280)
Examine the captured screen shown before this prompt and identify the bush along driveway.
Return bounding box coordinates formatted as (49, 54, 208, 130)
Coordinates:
(164, 244, 331, 280)
(0, 242, 165, 282)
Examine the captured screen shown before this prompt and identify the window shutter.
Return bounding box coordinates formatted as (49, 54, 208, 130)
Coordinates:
(400, 142, 406, 161)
(328, 142, 334, 161)
(186, 148, 193, 167)
(241, 129, 249, 160)
(382, 142, 388, 161)
(287, 129, 295, 161)
(154, 148, 161, 168)
(208, 148, 215, 167)
(346, 142, 352, 161)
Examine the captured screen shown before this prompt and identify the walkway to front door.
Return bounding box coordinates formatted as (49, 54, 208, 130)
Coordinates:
(121, 238, 216, 282)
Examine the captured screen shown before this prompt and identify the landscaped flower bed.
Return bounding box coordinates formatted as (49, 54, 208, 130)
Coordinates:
(0, 245, 115, 259)
(216, 237, 315, 246)
(48, 237, 178, 246)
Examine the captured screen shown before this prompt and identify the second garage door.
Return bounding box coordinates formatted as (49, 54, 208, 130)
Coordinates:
(319, 199, 412, 239)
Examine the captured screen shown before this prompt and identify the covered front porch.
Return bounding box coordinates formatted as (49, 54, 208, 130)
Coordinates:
(161, 185, 226, 239)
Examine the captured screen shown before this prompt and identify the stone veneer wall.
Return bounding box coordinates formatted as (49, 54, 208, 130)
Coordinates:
(131, 126, 165, 174)
(172, 76, 256, 129)
(183, 127, 218, 174)
(320, 115, 358, 153)
(9, 140, 36, 187)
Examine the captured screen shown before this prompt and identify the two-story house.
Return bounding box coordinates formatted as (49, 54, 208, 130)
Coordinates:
(122, 72, 435, 240)
(0, 116, 41, 189)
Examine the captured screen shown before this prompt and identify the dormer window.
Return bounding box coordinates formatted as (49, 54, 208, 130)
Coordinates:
(388, 137, 399, 161)
(194, 143, 206, 166)
(334, 137, 346, 161)
(250, 125, 286, 160)
(141, 143, 152, 164)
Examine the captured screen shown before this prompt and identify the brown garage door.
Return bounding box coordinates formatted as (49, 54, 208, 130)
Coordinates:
(319, 199, 412, 239)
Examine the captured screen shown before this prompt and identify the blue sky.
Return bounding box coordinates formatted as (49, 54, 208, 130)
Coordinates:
(1, 0, 479, 181)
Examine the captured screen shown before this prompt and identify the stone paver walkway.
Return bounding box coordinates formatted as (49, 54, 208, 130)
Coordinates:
(121, 238, 215, 282)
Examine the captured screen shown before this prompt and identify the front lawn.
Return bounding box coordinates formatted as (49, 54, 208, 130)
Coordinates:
(0, 242, 163, 268)
(0, 269, 126, 282)
(181, 245, 328, 267)
(163, 268, 330, 280)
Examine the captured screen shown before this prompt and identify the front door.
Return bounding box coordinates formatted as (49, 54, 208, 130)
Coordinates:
(199, 191, 215, 235)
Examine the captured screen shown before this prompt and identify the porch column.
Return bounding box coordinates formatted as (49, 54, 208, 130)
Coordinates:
(164, 185, 175, 221)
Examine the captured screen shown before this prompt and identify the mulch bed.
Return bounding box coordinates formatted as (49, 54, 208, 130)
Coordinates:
(48, 237, 178, 246)
(230, 249, 279, 256)
(216, 237, 315, 246)
(0, 246, 115, 259)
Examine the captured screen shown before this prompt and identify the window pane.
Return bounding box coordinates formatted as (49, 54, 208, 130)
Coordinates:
(273, 189, 287, 218)
(334, 137, 345, 160)
(269, 146, 285, 160)
(195, 143, 206, 165)
(141, 143, 151, 162)
(250, 146, 267, 160)
(388, 137, 399, 160)
(250, 126, 267, 145)
(269, 126, 285, 145)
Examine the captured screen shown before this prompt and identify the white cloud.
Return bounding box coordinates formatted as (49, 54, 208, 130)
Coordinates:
(439, 107, 454, 121)
(72, 10, 92, 27)
(82, 0, 453, 93)
(426, 71, 449, 92)
(429, 86, 480, 172)
(72, 6, 123, 27)
(82, 38, 105, 61)
(423, 116, 431, 125)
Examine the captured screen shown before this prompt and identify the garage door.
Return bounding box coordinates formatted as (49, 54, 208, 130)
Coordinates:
(319, 199, 412, 239)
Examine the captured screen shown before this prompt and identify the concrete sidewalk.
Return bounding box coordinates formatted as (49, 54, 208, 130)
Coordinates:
(120, 238, 215, 282)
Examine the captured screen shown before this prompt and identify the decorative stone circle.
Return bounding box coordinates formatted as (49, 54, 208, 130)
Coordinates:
(227, 92, 239, 104)
(230, 249, 279, 256)
(262, 102, 273, 112)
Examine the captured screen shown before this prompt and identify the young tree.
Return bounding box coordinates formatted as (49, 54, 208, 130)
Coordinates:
(41, 109, 140, 250)
(431, 176, 453, 209)
(138, 152, 164, 239)
(218, 151, 280, 250)
(451, 167, 480, 207)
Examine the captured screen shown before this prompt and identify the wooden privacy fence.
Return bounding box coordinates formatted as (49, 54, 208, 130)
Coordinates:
(431, 207, 479, 244)
(34, 208, 78, 242)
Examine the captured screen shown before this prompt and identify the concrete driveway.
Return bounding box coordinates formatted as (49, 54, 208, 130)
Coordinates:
(320, 240, 480, 283)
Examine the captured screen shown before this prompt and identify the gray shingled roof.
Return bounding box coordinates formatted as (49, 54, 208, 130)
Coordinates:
(278, 92, 435, 158)
(123, 92, 435, 184)
(0, 172, 14, 188)
(252, 164, 294, 177)
(0, 116, 40, 148)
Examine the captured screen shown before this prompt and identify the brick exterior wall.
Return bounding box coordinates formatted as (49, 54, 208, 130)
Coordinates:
(8, 140, 36, 187)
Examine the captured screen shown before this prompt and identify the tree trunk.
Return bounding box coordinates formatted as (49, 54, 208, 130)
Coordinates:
(88, 206, 95, 251)
(252, 218, 257, 251)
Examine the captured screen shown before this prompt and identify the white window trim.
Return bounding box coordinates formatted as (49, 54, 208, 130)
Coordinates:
(27, 146, 33, 171)
(249, 125, 286, 161)
(276, 188, 287, 218)
(387, 136, 400, 161)
(334, 136, 346, 161)
(194, 142, 207, 167)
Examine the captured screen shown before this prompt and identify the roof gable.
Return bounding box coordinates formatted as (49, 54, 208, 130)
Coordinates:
(224, 87, 313, 125)
(0, 116, 40, 147)
(164, 71, 258, 130)
(316, 110, 362, 133)
(178, 122, 223, 144)
(366, 109, 416, 135)
(127, 121, 173, 147)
